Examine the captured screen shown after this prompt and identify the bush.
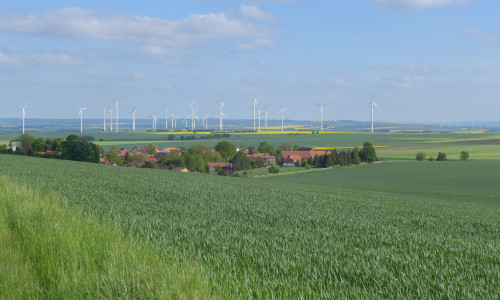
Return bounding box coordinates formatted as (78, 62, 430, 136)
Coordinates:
(429, 157, 434, 161)
(460, 151, 469, 161)
(268, 165, 280, 174)
(416, 151, 426, 161)
(436, 152, 447, 161)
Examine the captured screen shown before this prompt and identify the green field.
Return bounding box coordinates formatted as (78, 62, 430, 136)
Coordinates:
(1, 154, 498, 298)
(3, 131, 500, 154)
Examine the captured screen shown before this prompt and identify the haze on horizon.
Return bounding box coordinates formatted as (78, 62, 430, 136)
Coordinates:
(0, 0, 499, 123)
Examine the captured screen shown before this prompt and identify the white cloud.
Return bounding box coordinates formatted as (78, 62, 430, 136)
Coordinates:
(372, 0, 468, 9)
(239, 38, 275, 50)
(0, 50, 79, 65)
(0, 7, 281, 47)
(461, 27, 500, 42)
(238, 5, 276, 23)
(332, 78, 350, 87)
(0, 51, 16, 64)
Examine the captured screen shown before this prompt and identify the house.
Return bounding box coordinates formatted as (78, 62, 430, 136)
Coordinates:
(174, 167, 189, 172)
(246, 153, 276, 165)
(282, 157, 295, 167)
(280, 148, 331, 166)
(163, 147, 183, 154)
(208, 162, 233, 173)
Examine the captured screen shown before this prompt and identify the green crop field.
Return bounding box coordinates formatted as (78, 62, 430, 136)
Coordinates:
(1, 154, 499, 298)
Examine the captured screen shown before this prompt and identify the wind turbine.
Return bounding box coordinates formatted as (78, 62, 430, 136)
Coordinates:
(77, 104, 88, 133)
(108, 107, 113, 132)
(202, 106, 209, 129)
(313, 100, 330, 131)
(261, 105, 270, 132)
(163, 106, 168, 130)
(113, 99, 119, 133)
(99, 106, 107, 132)
(217, 98, 225, 131)
(170, 111, 176, 130)
(258, 105, 262, 131)
(247, 96, 259, 131)
(128, 106, 137, 132)
(189, 99, 198, 130)
(17, 104, 29, 134)
(150, 114, 157, 130)
(279, 104, 287, 132)
(370, 96, 381, 133)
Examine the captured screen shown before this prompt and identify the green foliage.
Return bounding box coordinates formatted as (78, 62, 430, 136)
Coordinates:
(188, 143, 222, 162)
(460, 151, 469, 161)
(255, 156, 265, 168)
(106, 148, 123, 164)
(214, 140, 236, 161)
(416, 151, 426, 161)
(145, 143, 157, 154)
(257, 141, 276, 156)
(360, 142, 377, 163)
(184, 153, 206, 173)
(232, 151, 253, 171)
(167, 134, 175, 141)
(62, 136, 100, 163)
(278, 142, 292, 151)
(17, 134, 35, 154)
(268, 164, 280, 174)
(429, 157, 434, 161)
(32, 137, 46, 153)
(436, 152, 447, 161)
(352, 148, 361, 165)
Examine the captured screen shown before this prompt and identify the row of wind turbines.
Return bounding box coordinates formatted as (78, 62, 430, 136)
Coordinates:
(16, 96, 382, 134)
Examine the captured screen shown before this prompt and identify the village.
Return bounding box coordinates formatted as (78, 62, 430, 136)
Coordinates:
(98, 142, 343, 175)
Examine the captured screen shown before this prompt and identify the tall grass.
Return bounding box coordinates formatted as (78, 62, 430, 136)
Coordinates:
(0, 176, 212, 299)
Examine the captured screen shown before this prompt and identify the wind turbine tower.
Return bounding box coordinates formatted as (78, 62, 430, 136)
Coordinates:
(313, 101, 330, 131)
(218, 99, 225, 131)
(114, 100, 119, 133)
(100, 106, 107, 132)
(17, 104, 29, 134)
(163, 106, 168, 130)
(370, 96, 381, 133)
(129, 106, 137, 132)
(251, 96, 258, 131)
(108, 107, 113, 132)
(189, 99, 198, 130)
(77, 104, 88, 133)
(262, 105, 270, 132)
(279, 104, 287, 132)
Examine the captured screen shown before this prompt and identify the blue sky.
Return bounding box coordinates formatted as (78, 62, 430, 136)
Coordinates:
(0, 0, 499, 123)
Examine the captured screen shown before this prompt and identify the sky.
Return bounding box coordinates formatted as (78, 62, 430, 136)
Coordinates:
(0, 0, 499, 123)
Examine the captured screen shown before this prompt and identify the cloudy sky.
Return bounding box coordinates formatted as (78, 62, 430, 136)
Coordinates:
(0, 0, 499, 122)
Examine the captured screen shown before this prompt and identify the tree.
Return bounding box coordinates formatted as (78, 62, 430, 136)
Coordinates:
(268, 165, 280, 174)
(360, 142, 377, 163)
(17, 134, 35, 155)
(189, 143, 221, 162)
(184, 153, 206, 173)
(167, 134, 175, 141)
(32, 137, 46, 153)
(214, 141, 236, 161)
(416, 151, 426, 161)
(145, 144, 157, 155)
(129, 153, 146, 166)
(278, 142, 292, 151)
(254, 156, 265, 168)
(62, 137, 99, 163)
(436, 152, 447, 161)
(247, 146, 257, 154)
(460, 151, 469, 161)
(257, 141, 276, 156)
(232, 151, 253, 171)
(106, 148, 123, 164)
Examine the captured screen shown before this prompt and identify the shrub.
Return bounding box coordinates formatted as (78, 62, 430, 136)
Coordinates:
(416, 151, 426, 161)
(436, 152, 447, 161)
(459, 151, 469, 161)
(429, 157, 434, 161)
(268, 165, 280, 174)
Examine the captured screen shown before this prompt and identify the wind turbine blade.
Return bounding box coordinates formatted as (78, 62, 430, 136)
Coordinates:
(373, 102, 382, 110)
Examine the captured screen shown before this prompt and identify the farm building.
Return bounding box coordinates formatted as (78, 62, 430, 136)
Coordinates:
(281, 148, 331, 166)
(208, 162, 233, 173)
(246, 153, 276, 165)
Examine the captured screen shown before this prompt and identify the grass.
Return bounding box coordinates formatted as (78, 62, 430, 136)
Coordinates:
(1, 154, 499, 298)
(262, 160, 500, 205)
(0, 175, 212, 299)
(248, 166, 307, 176)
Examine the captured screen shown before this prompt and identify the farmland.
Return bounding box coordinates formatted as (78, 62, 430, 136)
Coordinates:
(1, 154, 499, 298)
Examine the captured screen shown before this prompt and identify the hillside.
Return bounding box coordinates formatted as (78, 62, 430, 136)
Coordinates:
(1, 154, 499, 298)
